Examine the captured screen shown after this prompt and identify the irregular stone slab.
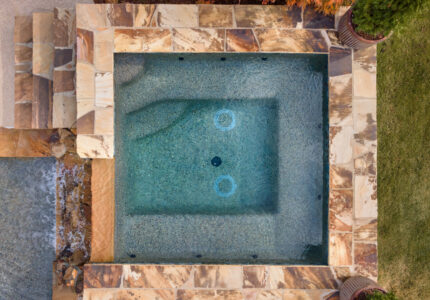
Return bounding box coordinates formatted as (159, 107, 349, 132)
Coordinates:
(123, 265, 193, 288)
(33, 43, 54, 78)
(303, 7, 335, 29)
(14, 103, 32, 129)
(15, 72, 33, 102)
(177, 289, 243, 300)
(267, 266, 339, 289)
(353, 46, 377, 98)
(243, 266, 266, 288)
(172, 28, 224, 52)
(243, 290, 283, 299)
(94, 107, 113, 135)
(330, 164, 353, 189)
(194, 265, 242, 289)
(354, 242, 377, 280)
(329, 126, 353, 164)
(76, 62, 95, 100)
(199, 5, 233, 27)
(354, 174, 377, 219)
(33, 11, 54, 43)
(54, 8, 76, 48)
(32, 75, 53, 129)
(114, 28, 172, 52)
(77, 28, 94, 64)
(235, 5, 301, 28)
(77, 109, 94, 135)
(226, 29, 259, 52)
(53, 93, 76, 129)
(134, 5, 155, 27)
(354, 218, 377, 242)
(329, 189, 353, 232)
(77, 4, 110, 30)
(157, 5, 198, 28)
(94, 28, 114, 72)
(95, 72, 113, 107)
(14, 16, 32, 43)
(283, 290, 339, 300)
(54, 49, 74, 68)
(329, 47, 352, 77)
(77, 134, 113, 158)
(14, 44, 32, 64)
(255, 29, 328, 52)
(329, 232, 353, 265)
(107, 3, 134, 27)
(83, 265, 122, 288)
(53, 70, 75, 93)
(329, 74, 353, 126)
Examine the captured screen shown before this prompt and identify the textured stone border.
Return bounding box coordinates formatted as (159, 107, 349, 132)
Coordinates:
(76, 4, 378, 297)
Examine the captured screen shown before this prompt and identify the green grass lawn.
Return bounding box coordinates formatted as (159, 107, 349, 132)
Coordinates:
(377, 1, 430, 299)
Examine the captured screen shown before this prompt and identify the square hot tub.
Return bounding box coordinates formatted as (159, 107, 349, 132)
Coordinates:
(114, 53, 328, 264)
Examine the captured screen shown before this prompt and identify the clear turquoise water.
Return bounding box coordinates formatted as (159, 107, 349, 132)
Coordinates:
(115, 53, 328, 264)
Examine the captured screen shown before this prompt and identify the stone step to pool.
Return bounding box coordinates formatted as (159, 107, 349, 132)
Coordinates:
(13, 9, 77, 129)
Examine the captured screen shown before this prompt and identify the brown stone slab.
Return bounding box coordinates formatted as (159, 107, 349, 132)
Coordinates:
(14, 16, 32, 43)
(33, 11, 54, 43)
(199, 5, 233, 27)
(354, 243, 378, 280)
(54, 8, 76, 48)
(15, 45, 32, 64)
(255, 29, 328, 53)
(329, 189, 353, 232)
(177, 290, 243, 300)
(172, 28, 224, 52)
(15, 73, 33, 102)
(15, 130, 56, 156)
(330, 164, 353, 189)
(53, 94, 77, 129)
(329, 232, 353, 266)
(54, 49, 74, 68)
(107, 3, 134, 27)
(243, 266, 266, 288)
(114, 28, 172, 52)
(243, 290, 283, 300)
(354, 218, 377, 242)
(329, 74, 353, 126)
(157, 5, 198, 28)
(83, 265, 122, 288)
(33, 43, 54, 78)
(91, 159, 115, 263)
(0, 128, 20, 156)
(53, 71, 75, 93)
(267, 266, 339, 289)
(226, 29, 259, 52)
(194, 265, 242, 289)
(303, 7, 335, 29)
(330, 47, 352, 77)
(77, 28, 94, 64)
(235, 5, 301, 28)
(14, 103, 33, 129)
(77, 4, 110, 30)
(77, 111, 95, 135)
(134, 5, 156, 27)
(123, 265, 193, 288)
(32, 75, 53, 129)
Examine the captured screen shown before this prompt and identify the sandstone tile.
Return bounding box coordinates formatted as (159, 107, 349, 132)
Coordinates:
(32, 75, 53, 129)
(283, 290, 339, 300)
(83, 265, 122, 288)
(329, 74, 352, 126)
(53, 70, 75, 93)
(354, 174, 377, 219)
(332, 266, 353, 282)
(354, 218, 377, 242)
(194, 265, 242, 289)
(54, 8, 75, 48)
(94, 29, 114, 72)
(329, 47, 352, 77)
(15, 130, 55, 157)
(14, 103, 32, 129)
(330, 164, 353, 189)
(329, 189, 353, 232)
(329, 126, 353, 164)
(235, 5, 301, 28)
(0, 129, 20, 156)
(199, 5, 233, 27)
(353, 46, 377, 98)
(95, 107, 114, 135)
(114, 29, 172, 52)
(91, 159, 115, 263)
(33, 43, 54, 78)
(255, 29, 328, 53)
(14, 16, 32, 43)
(177, 289, 242, 300)
(267, 266, 339, 289)
(329, 233, 353, 266)
(83, 289, 115, 300)
(243, 266, 266, 288)
(116, 289, 175, 300)
(95, 72, 113, 107)
(53, 93, 76, 128)
(354, 152, 376, 177)
(77, 28, 94, 64)
(77, 110, 95, 134)
(54, 49, 73, 68)
(15, 73, 33, 102)
(77, 62, 95, 100)
(157, 5, 198, 28)
(354, 242, 378, 280)
(134, 5, 156, 27)
(107, 3, 134, 27)
(226, 29, 259, 52)
(173, 28, 224, 52)
(77, 134, 114, 158)
(243, 289, 283, 300)
(15, 45, 32, 64)
(353, 99, 377, 157)
(123, 265, 192, 288)
(303, 7, 335, 29)
(33, 12, 53, 43)
(77, 4, 110, 30)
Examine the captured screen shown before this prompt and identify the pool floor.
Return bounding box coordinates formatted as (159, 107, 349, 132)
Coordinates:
(115, 53, 328, 264)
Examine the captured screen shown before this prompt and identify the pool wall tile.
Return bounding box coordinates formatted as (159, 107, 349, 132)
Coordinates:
(134, 5, 156, 27)
(226, 29, 259, 52)
(123, 265, 193, 288)
(234, 5, 301, 28)
(199, 5, 233, 28)
(172, 28, 225, 52)
(194, 265, 243, 289)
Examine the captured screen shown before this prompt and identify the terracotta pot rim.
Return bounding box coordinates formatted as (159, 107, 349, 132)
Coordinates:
(346, 8, 387, 44)
(352, 286, 387, 299)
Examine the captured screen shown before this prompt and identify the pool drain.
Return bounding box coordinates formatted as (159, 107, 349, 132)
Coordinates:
(211, 156, 222, 167)
(214, 109, 236, 131)
(214, 175, 237, 198)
